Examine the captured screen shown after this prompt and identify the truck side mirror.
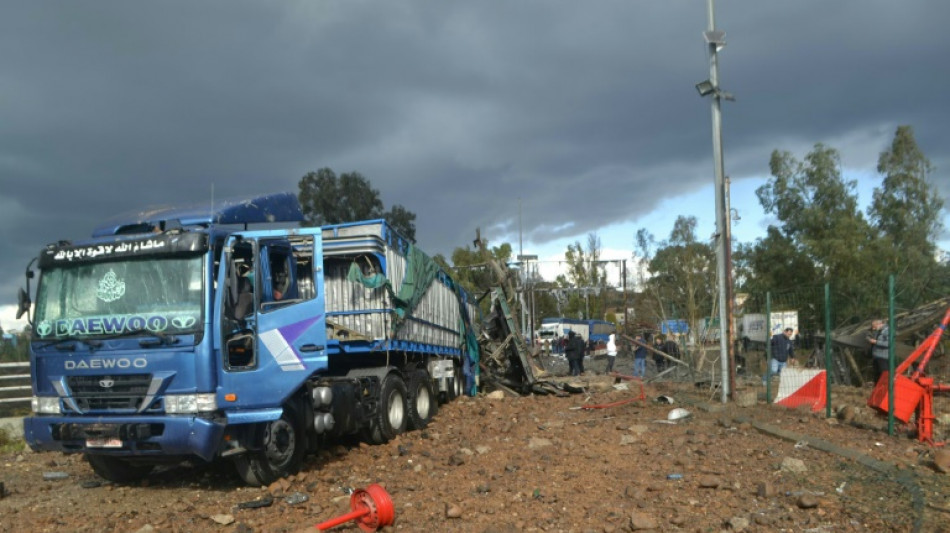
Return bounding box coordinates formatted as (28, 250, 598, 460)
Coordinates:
(16, 287, 31, 320)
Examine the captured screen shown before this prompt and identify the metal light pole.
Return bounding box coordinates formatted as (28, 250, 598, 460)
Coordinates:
(518, 198, 527, 339)
(696, 0, 735, 402)
(518, 254, 539, 340)
(622, 259, 628, 334)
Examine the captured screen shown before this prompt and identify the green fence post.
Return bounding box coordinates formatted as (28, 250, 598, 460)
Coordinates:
(824, 283, 832, 418)
(887, 274, 895, 436)
(765, 292, 772, 403)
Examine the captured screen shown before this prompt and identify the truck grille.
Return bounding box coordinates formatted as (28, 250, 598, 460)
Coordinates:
(66, 374, 152, 411)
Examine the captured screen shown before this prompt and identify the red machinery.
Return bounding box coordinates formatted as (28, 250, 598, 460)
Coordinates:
(868, 306, 950, 444)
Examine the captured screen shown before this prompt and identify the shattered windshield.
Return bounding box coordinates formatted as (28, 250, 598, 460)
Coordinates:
(34, 256, 204, 340)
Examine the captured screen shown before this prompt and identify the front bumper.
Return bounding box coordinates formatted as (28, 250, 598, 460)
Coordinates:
(23, 414, 226, 462)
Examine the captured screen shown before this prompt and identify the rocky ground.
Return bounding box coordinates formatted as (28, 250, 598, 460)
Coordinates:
(2, 353, 950, 533)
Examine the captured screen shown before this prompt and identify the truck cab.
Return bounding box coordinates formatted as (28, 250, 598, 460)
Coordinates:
(20, 194, 330, 483)
(19, 193, 477, 486)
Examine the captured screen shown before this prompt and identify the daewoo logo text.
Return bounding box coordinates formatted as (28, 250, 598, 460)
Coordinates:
(65, 358, 147, 370)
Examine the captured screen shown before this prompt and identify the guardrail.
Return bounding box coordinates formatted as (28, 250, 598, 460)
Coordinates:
(0, 362, 31, 405)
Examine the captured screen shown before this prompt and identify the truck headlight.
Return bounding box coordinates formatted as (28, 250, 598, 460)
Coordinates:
(32, 396, 62, 414)
(165, 394, 217, 414)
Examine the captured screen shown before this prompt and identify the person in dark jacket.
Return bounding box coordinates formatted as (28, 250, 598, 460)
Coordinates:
(868, 319, 891, 383)
(633, 335, 648, 377)
(764, 327, 795, 384)
(653, 336, 666, 373)
(565, 331, 584, 376)
(659, 336, 680, 373)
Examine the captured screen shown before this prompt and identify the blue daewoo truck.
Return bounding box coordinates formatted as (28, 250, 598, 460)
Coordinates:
(16, 193, 480, 485)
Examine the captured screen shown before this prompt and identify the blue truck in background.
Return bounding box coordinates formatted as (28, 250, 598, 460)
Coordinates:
(16, 192, 480, 485)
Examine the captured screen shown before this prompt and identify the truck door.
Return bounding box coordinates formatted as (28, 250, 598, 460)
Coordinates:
(215, 229, 326, 409)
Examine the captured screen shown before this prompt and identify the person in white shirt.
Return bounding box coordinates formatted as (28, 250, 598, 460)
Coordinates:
(604, 333, 618, 373)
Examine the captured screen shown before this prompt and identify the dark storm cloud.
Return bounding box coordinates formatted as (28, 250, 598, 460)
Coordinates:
(2, 1, 949, 321)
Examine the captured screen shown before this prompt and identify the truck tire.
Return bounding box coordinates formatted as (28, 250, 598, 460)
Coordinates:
(454, 364, 465, 398)
(364, 373, 408, 444)
(234, 405, 305, 486)
(446, 361, 465, 401)
(442, 368, 460, 403)
(407, 370, 437, 430)
(85, 454, 154, 484)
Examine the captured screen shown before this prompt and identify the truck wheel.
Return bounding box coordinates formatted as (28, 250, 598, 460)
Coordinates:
(85, 454, 154, 483)
(442, 366, 461, 403)
(235, 405, 305, 486)
(407, 370, 437, 430)
(446, 361, 465, 401)
(364, 373, 408, 444)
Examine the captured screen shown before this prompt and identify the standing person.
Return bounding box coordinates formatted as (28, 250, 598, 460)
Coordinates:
(565, 331, 582, 376)
(653, 336, 666, 373)
(764, 327, 795, 384)
(869, 319, 891, 383)
(604, 333, 618, 373)
(576, 333, 588, 375)
(661, 335, 680, 373)
(633, 335, 648, 378)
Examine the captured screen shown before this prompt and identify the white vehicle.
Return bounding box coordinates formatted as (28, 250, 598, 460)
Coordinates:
(739, 311, 799, 343)
(537, 318, 589, 354)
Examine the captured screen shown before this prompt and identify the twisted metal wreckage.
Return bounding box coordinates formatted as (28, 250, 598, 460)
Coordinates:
(469, 230, 687, 397)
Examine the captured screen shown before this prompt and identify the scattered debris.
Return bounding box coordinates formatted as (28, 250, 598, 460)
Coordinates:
(796, 494, 820, 509)
(933, 449, 950, 473)
(727, 516, 751, 531)
(837, 405, 856, 423)
(210, 514, 235, 525)
(926, 502, 950, 514)
(235, 495, 274, 510)
(619, 434, 638, 446)
(780, 457, 808, 473)
(629, 511, 658, 530)
(666, 408, 692, 421)
(445, 503, 462, 519)
(527, 437, 553, 449)
(654, 395, 675, 404)
(283, 492, 309, 505)
(41, 472, 69, 481)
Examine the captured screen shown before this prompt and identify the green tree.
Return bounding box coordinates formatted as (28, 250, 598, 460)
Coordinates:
(755, 145, 876, 322)
(0, 331, 29, 363)
(640, 216, 716, 337)
(526, 271, 561, 330)
(297, 168, 417, 241)
(559, 233, 606, 319)
(448, 241, 513, 303)
(384, 204, 417, 242)
(869, 125, 946, 308)
(733, 227, 818, 297)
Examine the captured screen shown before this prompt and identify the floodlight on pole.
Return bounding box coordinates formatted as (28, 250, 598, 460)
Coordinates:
(703, 30, 726, 51)
(696, 80, 715, 97)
